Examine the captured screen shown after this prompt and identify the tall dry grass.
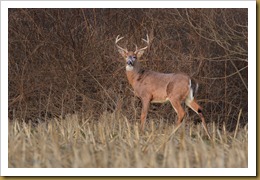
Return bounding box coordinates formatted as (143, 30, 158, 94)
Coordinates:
(9, 110, 247, 168)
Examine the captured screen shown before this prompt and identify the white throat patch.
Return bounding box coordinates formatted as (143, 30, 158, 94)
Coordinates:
(126, 65, 134, 71)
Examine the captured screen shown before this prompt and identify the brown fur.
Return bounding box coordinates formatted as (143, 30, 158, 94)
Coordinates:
(115, 36, 211, 139)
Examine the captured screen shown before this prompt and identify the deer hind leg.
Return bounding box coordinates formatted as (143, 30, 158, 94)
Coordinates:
(185, 99, 211, 139)
(169, 99, 185, 126)
(140, 97, 151, 131)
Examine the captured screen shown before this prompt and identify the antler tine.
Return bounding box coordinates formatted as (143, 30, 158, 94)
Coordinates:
(134, 43, 138, 52)
(142, 34, 149, 45)
(135, 34, 150, 53)
(115, 35, 127, 52)
(115, 35, 124, 43)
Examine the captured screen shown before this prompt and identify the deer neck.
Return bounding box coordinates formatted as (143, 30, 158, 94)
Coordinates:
(126, 62, 142, 87)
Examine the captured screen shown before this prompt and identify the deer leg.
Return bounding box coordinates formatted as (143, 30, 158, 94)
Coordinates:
(140, 98, 150, 131)
(185, 99, 211, 139)
(169, 99, 185, 126)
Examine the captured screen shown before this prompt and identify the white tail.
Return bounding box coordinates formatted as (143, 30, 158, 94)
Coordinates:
(115, 34, 211, 139)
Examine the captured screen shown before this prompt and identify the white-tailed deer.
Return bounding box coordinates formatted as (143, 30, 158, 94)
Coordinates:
(115, 34, 211, 139)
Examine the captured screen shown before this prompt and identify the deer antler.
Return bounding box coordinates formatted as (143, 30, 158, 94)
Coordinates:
(115, 35, 128, 53)
(135, 34, 150, 53)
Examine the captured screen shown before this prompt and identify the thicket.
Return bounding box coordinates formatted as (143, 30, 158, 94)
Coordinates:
(8, 8, 248, 131)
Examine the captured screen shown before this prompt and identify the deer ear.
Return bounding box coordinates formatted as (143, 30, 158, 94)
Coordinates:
(136, 50, 145, 58)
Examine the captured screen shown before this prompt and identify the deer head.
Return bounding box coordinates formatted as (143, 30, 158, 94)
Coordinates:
(115, 35, 149, 71)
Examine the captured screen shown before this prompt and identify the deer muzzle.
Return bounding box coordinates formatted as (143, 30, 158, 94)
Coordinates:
(127, 56, 136, 66)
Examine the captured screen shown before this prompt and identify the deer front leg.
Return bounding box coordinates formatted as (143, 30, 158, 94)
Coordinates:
(140, 97, 151, 132)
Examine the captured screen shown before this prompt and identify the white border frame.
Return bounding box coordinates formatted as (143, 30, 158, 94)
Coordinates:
(1, 0, 256, 176)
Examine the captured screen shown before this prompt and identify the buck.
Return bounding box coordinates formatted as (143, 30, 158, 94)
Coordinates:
(115, 34, 211, 139)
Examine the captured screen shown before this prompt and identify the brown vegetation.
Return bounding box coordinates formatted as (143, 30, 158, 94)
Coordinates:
(8, 8, 248, 168)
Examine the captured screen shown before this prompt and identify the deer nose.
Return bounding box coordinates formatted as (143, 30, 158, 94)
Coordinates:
(127, 56, 135, 66)
(127, 59, 134, 66)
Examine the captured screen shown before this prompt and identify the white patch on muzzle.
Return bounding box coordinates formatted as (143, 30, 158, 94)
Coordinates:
(126, 65, 134, 71)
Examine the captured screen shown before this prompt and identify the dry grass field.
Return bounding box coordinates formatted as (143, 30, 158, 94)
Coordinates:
(8, 110, 247, 168)
(8, 8, 248, 168)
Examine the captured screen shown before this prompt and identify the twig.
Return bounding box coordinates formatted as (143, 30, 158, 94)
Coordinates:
(233, 109, 242, 139)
